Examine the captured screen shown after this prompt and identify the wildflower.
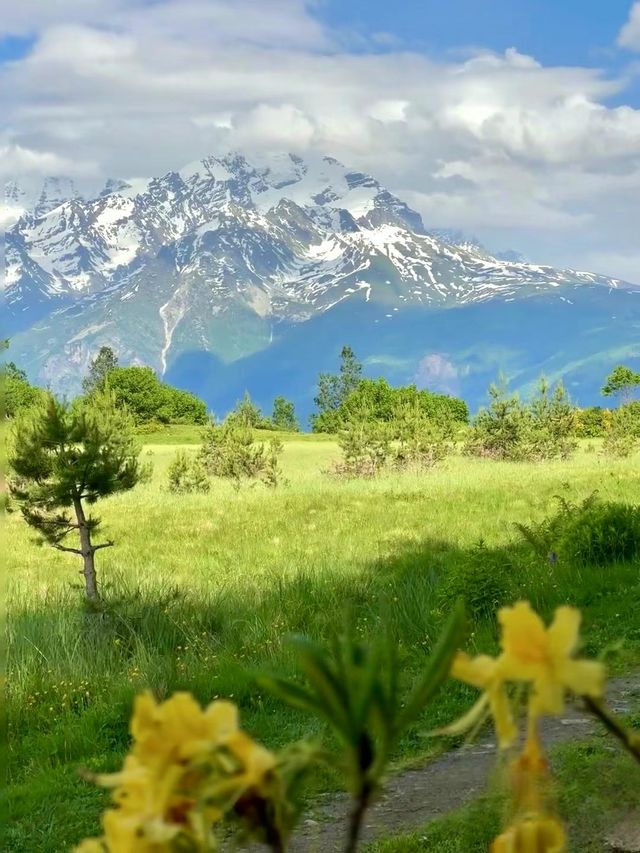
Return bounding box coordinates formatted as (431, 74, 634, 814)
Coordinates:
(498, 602, 605, 717)
(443, 652, 517, 747)
(491, 814, 566, 853)
(491, 734, 567, 852)
(446, 602, 605, 747)
(77, 692, 276, 852)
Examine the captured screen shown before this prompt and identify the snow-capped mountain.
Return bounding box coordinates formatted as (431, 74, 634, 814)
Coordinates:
(3, 152, 639, 410)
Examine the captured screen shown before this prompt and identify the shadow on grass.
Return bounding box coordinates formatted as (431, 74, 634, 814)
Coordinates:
(10, 526, 638, 739)
(6, 528, 640, 852)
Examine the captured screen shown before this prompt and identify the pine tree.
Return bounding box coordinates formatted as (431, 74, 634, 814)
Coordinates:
(311, 345, 363, 432)
(338, 345, 362, 399)
(8, 390, 140, 601)
(82, 346, 118, 396)
(227, 391, 265, 428)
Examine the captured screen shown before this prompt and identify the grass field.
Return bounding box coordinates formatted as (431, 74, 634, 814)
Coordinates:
(4, 434, 640, 851)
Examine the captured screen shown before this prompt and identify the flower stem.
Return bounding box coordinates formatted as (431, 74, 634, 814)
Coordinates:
(344, 784, 372, 853)
(584, 696, 640, 764)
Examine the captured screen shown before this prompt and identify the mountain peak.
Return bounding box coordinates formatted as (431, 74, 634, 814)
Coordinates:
(5, 149, 637, 406)
(34, 176, 80, 218)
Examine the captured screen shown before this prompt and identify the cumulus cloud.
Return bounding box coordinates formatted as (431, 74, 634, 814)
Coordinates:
(619, 2, 640, 50)
(0, 143, 97, 180)
(414, 354, 466, 395)
(2, 0, 640, 281)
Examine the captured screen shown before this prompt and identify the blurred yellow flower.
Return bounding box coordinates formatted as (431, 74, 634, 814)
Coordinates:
(446, 601, 604, 749)
(491, 813, 566, 853)
(76, 692, 276, 852)
(499, 602, 605, 716)
(443, 652, 517, 747)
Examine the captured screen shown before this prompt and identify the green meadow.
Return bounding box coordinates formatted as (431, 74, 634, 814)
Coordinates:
(4, 431, 640, 851)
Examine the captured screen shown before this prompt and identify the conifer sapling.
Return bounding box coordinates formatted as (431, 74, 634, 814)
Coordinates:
(8, 390, 140, 601)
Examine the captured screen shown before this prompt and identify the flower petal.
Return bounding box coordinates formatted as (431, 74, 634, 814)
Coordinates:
(451, 652, 497, 689)
(547, 607, 581, 658)
(437, 693, 490, 738)
(531, 678, 565, 716)
(499, 602, 548, 664)
(560, 659, 605, 699)
(206, 700, 239, 739)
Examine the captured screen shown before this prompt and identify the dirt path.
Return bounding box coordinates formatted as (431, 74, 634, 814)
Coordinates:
(277, 675, 640, 852)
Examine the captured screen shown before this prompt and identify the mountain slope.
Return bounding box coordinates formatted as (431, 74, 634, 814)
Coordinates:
(3, 151, 639, 408)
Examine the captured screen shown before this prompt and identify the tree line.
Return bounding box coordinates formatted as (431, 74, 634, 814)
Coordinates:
(3, 340, 639, 603)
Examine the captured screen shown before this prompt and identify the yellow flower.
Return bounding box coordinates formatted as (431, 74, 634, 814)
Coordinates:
(74, 841, 106, 853)
(491, 814, 566, 853)
(445, 602, 605, 748)
(78, 692, 276, 852)
(442, 652, 517, 748)
(499, 602, 605, 716)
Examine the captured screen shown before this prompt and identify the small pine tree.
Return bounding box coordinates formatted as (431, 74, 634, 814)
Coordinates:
(199, 419, 284, 488)
(167, 450, 211, 494)
(465, 378, 531, 461)
(603, 404, 640, 458)
(527, 377, 577, 460)
(227, 392, 267, 429)
(271, 396, 299, 432)
(262, 438, 286, 488)
(83, 346, 118, 396)
(311, 345, 363, 433)
(8, 390, 140, 600)
(334, 417, 392, 477)
(393, 403, 453, 470)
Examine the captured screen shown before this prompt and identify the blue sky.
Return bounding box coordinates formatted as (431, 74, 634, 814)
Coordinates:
(1, 0, 640, 281)
(0, 35, 35, 63)
(320, 0, 632, 64)
(319, 0, 640, 105)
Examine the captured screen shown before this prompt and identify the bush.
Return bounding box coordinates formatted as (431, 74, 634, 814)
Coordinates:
(313, 376, 469, 434)
(465, 380, 531, 461)
(332, 417, 393, 478)
(438, 542, 515, 621)
(2, 363, 45, 417)
(603, 404, 640, 458)
(106, 366, 207, 425)
(134, 420, 167, 435)
(516, 493, 640, 566)
(393, 404, 454, 471)
(342, 378, 468, 427)
(466, 377, 578, 462)
(559, 501, 640, 566)
(199, 420, 285, 487)
(167, 450, 210, 494)
(575, 406, 607, 438)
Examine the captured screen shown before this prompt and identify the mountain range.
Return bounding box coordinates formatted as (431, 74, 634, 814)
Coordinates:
(3, 151, 639, 419)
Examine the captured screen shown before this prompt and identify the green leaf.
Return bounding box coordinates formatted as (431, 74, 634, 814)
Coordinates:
(256, 675, 324, 720)
(396, 600, 467, 732)
(291, 638, 354, 738)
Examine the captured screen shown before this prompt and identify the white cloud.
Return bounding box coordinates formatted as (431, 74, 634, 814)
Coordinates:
(414, 354, 465, 395)
(619, 2, 640, 50)
(2, 0, 640, 282)
(0, 143, 96, 180)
